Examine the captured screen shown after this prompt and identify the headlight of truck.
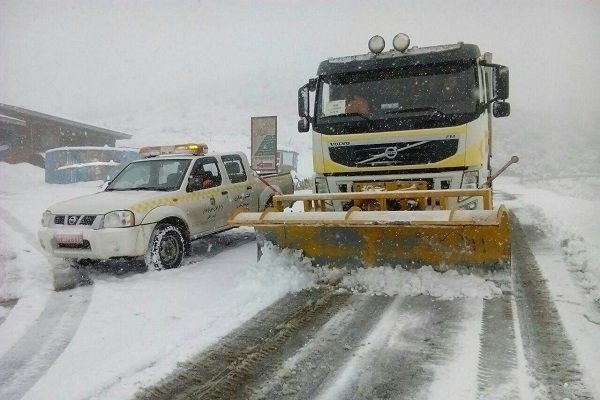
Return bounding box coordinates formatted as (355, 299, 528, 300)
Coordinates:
(103, 210, 135, 228)
(41, 210, 53, 227)
(462, 171, 479, 189)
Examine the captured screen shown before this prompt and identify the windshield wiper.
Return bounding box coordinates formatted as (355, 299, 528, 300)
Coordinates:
(106, 187, 172, 191)
(322, 112, 372, 121)
(385, 107, 446, 117)
(136, 187, 172, 191)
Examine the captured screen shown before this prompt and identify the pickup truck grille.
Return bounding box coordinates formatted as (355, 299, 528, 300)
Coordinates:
(53, 215, 97, 226)
(57, 240, 91, 249)
(328, 139, 459, 167)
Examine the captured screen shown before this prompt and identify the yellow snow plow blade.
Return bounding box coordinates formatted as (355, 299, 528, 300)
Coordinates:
(230, 188, 510, 271)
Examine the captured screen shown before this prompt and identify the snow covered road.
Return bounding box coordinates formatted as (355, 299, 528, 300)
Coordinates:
(1, 164, 600, 399)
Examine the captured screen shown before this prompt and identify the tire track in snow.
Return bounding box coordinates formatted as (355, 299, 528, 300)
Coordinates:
(0, 205, 41, 250)
(137, 288, 476, 400)
(311, 295, 468, 400)
(510, 214, 593, 399)
(0, 286, 92, 400)
(476, 295, 519, 399)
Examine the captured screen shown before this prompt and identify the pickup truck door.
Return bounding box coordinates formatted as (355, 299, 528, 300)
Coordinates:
(222, 154, 256, 211)
(183, 157, 230, 237)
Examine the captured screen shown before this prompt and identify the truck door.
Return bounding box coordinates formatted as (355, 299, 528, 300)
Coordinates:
(184, 157, 229, 237)
(222, 154, 255, 211)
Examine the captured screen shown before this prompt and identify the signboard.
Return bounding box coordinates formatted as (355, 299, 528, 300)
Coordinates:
(251, 116, 277, 173)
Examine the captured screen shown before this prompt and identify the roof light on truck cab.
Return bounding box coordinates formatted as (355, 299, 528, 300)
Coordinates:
(139, 143, 209, 158)
(392, 33, 410, 52)
(368, 35, 385, 54)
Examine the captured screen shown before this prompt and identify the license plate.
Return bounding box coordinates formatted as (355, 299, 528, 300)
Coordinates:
(55, 234, 84, 245)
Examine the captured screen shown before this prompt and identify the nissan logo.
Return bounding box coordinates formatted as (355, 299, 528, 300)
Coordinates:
(384, 147, 398, 159)
(67, 215, 78, 225)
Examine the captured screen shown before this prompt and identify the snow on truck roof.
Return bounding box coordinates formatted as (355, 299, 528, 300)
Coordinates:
(318, 42, 481, 76)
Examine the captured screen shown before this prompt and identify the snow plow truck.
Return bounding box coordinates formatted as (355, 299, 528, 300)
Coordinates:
(231, 34, 516, 271)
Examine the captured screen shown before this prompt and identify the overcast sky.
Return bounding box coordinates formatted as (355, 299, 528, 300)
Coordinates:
(1, 0, 599, 154)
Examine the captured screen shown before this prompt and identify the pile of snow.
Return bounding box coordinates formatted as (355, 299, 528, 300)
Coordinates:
(498, 179, 600, 304)
(0, 162, 102, 301)
(0, 222, 53, 299)
(259, 243, 502, 300)
(337, 266, 502, 299)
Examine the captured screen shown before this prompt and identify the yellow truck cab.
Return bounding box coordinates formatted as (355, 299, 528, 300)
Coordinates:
(38, 143, 294, 270)
(298, 34, 510, 211)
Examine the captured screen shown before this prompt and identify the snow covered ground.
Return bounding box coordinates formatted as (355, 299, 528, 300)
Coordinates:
(1, 1, 599, 398)
(0, 162, 599, 399)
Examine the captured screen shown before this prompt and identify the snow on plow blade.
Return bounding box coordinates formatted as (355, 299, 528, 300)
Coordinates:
(230, 189, 511, 271)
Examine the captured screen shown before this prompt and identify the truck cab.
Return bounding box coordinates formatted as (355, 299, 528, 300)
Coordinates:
(298, 34, 509, 211)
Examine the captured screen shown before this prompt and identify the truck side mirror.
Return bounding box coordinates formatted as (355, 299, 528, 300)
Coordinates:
(298, 84, 310, 118)
(298, 117, 310, 132)
(298, 83, 311, 133)
(298, 78, 317, 133)
(493, 101, 510, 118)
(495, 65, 509, 100)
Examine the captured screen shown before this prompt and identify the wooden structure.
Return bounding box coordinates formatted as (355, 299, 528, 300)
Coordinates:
(0, 103, 132, 167)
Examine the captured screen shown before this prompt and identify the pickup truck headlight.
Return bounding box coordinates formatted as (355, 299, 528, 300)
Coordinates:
(103, 210, 135, 228)
(41, 210, 53, 227)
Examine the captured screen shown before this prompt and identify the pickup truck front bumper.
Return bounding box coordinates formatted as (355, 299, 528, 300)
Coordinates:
(38, 224, 156, 260)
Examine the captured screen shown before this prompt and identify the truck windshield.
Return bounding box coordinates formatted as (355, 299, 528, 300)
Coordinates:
(314, 62, 479, 134)
(106, 159, 191, 191)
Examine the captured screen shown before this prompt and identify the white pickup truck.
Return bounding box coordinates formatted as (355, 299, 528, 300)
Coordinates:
(38, 143, 294, 270)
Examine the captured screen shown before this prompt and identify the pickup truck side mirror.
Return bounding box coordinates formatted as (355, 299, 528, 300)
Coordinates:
(186, 177, 203, 192)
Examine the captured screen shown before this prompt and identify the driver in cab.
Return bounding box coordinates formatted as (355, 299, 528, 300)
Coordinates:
(346, 93, 370, 114)
(189, 167, 214, 191)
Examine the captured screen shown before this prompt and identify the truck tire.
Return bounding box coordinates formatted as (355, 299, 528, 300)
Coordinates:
(145, 223, 186, 270)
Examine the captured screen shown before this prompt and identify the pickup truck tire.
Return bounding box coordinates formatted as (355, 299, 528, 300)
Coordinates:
(145, 223, 186, 270)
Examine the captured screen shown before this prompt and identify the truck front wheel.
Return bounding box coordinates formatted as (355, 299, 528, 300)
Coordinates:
(145, 223, 186, 270)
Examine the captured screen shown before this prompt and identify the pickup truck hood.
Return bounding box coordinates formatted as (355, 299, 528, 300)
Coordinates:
(47, 190, 171, 215)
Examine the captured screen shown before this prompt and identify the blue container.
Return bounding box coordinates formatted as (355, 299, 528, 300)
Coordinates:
(44, 147, 139, 184)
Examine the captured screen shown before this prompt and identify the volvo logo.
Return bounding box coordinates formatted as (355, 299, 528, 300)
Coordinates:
(384, 147, 398, 159)
(67, 215, 79, 225)
(329, 141, 350, 147)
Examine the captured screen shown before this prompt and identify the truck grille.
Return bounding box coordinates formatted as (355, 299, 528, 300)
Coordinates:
(53, 215, 97, 226)
(328, 139, 459, 167)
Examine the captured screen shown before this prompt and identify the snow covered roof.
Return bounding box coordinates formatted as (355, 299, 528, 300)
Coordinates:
(0, 103, 132, 140)
(45, 146, 138, 153)
(0, 113, 27, 127)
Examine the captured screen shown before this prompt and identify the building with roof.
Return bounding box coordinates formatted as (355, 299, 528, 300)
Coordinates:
(0, 103, 132, 167)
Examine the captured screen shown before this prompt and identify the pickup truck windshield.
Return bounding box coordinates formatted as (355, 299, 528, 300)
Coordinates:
(314, 62, 479, 134)
(106, 159, 191, 191)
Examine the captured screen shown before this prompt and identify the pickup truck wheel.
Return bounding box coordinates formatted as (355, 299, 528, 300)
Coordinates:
(145, 223, 185, 270)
